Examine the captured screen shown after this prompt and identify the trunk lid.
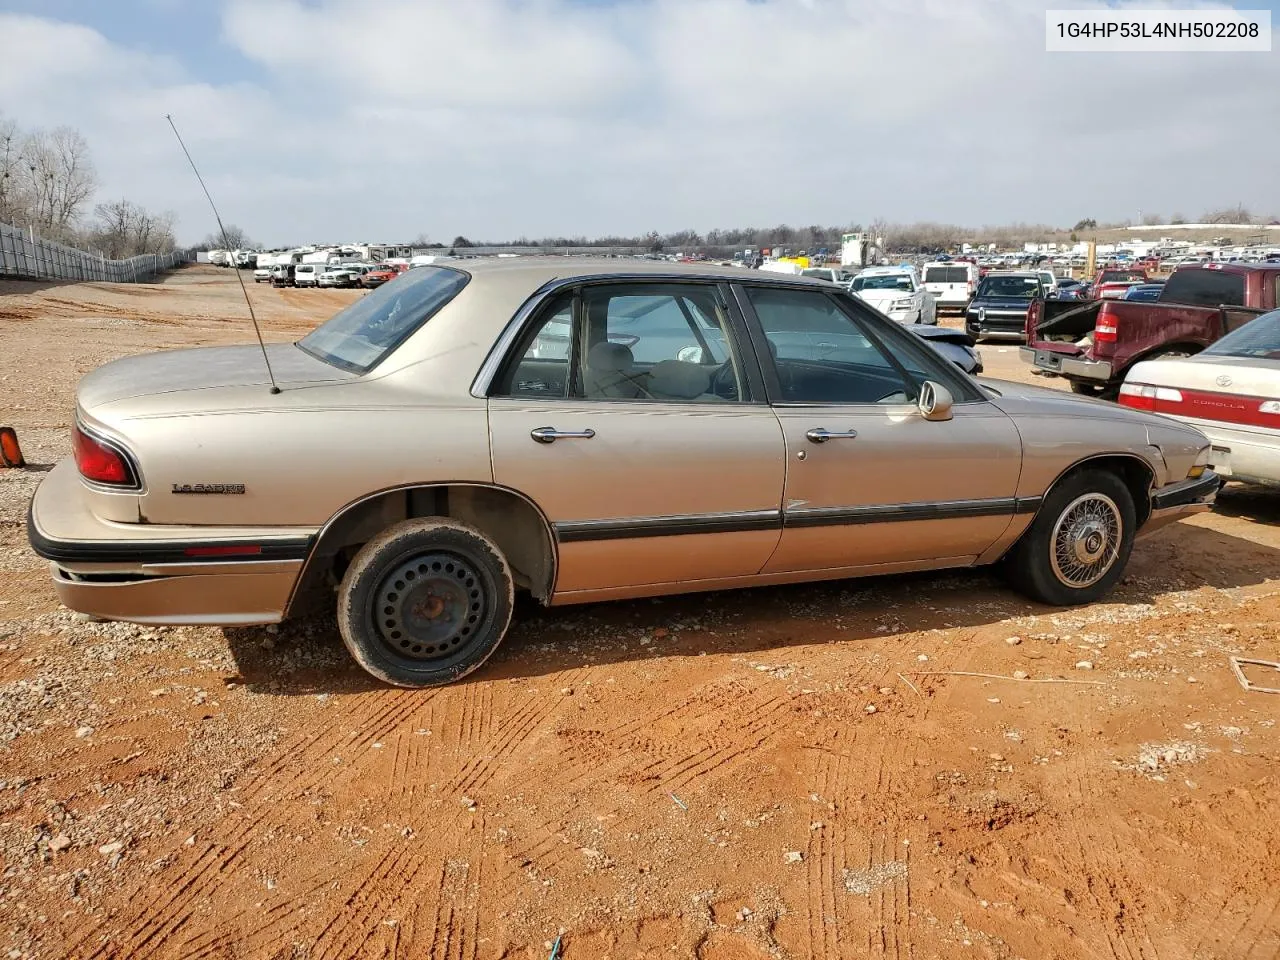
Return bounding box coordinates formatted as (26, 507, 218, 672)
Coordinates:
(77, 343, 353, 411)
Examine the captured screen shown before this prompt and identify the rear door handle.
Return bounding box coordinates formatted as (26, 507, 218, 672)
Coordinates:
(531, 426, 596, 444)
(805, 428, 858, 443)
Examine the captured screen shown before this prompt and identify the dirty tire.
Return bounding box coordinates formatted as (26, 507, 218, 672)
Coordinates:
(1004, 469, 1136, 607)
(337, 518, 514, 688)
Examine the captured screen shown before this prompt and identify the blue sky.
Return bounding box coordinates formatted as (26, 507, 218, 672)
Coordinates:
(0, 0, 1277, 245)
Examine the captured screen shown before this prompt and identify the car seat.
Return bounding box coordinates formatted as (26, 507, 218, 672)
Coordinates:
(583, 342, 645, 399)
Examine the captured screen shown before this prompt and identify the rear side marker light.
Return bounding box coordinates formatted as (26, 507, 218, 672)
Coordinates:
(183, 545, 264, 558)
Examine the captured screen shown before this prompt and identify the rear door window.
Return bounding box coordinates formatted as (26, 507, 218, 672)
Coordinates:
(1160, 269, 1246, 307)
(494, 284, 750, 403)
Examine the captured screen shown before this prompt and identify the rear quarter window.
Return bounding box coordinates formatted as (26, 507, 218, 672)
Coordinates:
(1160, 269, 1246, 307)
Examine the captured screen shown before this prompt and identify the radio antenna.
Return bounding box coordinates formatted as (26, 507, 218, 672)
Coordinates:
(165, 114, 280, 395)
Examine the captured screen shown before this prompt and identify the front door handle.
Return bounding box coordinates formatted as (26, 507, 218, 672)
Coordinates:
(805, 427, 858, 443)
(530, 426, 596, 444)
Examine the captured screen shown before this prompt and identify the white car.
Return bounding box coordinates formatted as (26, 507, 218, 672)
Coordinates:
(252, 266, 273, 283)
(848, 267, 937, 325)
(318, 266, 361, 288)
(921, 261, 978, 313)
(1120, 309, 1280, 486)
(293, 263, 327, 288)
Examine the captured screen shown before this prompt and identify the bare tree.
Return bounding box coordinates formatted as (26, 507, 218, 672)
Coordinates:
(0, 115, 24, 224)
(90, 199, 176, 259)
(16, 126, 97, 238)
(1202, 205, 1252, 224)
(203, 223, 253, 249)
(1141, 212, 1163, 226)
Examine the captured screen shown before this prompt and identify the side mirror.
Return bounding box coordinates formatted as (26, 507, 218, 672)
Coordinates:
(918, 380, 954, 421)
(677, 345, 704, 363)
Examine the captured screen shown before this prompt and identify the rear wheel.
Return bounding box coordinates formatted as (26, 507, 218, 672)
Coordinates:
(1004, 469, 1136, 606)
(1069, 381, 1119, 402)
(337, 519, 514, 688)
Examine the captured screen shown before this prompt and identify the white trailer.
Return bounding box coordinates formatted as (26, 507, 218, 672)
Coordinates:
(840, 232, 882, 269)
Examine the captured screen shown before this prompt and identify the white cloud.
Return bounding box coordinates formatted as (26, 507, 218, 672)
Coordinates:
(0, 0, 1276, 245)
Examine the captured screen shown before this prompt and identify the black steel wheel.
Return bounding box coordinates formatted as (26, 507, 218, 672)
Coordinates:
(337, 519, 514, 687)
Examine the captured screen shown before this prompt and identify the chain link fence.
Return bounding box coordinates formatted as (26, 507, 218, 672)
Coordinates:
(0, 222, 191, 283)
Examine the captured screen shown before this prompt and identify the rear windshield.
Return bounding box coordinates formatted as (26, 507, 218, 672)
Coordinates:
(298, 266, 470, 373)
(851, 274, 913, 291)
(1202, 309, 1280, 359)
(977, 275, 1042, 298)
(1099, 270, 1145, 282)
(925, 266, 969, 283)
(1160, 268, 1247, 307)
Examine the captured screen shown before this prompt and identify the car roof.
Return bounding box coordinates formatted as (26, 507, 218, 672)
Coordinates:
(431, 256, 828, 288)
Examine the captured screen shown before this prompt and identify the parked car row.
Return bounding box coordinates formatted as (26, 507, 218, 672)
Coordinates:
(256, 261, 408, 289)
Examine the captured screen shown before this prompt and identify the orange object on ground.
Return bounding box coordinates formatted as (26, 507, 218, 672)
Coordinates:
(0, 427, 24, 468)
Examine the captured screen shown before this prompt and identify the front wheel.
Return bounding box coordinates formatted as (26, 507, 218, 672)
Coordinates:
(1003, 469, 1136, 606)
(337, 519, 515, 687)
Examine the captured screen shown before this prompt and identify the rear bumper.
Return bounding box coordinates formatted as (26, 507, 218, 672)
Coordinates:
(1138, 471, 1221, 539)
(1155, 417, 1280, 487)
(1019, 346, 1113, 381)
(27, 460, 314, 625)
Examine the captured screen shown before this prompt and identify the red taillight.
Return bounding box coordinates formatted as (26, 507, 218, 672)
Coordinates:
(1118, 382, 1182, 412)
(1026, 299, 1041, 338)
(73, 424, 134, 487)
(1095, 315, 1119, 343)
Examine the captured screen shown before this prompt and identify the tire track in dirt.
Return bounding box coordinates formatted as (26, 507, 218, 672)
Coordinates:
(441, 669, 587, 799)
(1201, 886, 1280, 960)
(65, 687, 459, 958)
(69, 843, 225, 958)
(806, 743, 841, 960)
(497, 680, 795, 900)
(1059, 757, 1145, 960)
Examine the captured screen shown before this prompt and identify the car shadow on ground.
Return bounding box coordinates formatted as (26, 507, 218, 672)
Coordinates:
(1213, 482, 1280, 523)
(222, 515, 1280, 695)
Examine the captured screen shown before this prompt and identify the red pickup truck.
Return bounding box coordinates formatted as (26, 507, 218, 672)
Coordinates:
(1022, 263, 1280, 397)
(1091, 267, 1149, 300)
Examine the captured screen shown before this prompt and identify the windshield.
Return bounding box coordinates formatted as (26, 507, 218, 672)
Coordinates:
(298, 265, 469, 373)
(977, 275, 1042, 298)
(852, 274, 914, 291)
(924, 266, 969, 283)
(1202, 309, 1280, 360)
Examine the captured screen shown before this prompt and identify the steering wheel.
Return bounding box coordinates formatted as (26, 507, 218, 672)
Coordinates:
(708, 362, 739, 401)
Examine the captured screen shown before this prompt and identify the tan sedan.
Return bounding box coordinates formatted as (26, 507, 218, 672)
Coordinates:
(29, 260, 1221, 687)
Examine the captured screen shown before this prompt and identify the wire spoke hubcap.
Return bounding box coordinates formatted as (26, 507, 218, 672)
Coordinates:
(374, 552, 486, 660)
(1050, 493, 1122, 588)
